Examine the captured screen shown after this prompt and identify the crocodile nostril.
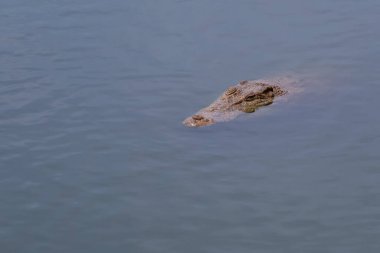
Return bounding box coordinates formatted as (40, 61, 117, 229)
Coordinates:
(192, 114, 204, 120)
(263, 87, 274, 93)
(239, 80, 248, 85)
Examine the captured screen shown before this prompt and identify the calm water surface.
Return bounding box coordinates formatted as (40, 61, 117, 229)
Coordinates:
(1, 0, 380, 252)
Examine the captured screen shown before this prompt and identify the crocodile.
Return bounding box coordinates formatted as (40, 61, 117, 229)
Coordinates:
(183, 80, 287, 127)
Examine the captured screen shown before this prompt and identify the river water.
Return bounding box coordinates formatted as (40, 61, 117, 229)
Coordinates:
(1, 0, 380, 252)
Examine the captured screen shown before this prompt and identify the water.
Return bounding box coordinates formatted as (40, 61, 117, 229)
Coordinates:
(1, 0, 380, 252)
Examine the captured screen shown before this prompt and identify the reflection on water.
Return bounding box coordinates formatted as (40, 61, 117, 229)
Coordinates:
(1, 0, 380, 252)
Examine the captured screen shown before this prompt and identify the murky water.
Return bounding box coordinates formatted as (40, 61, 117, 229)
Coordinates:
(1, 0, 380, 252)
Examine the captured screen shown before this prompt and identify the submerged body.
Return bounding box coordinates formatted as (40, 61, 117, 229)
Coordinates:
(183, 80, 287, 127)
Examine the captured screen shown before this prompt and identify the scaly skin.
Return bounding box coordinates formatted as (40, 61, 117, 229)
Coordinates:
(183, 80, 287, 127)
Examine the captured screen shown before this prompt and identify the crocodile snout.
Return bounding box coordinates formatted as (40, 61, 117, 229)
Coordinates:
(183, 114, 215, 127)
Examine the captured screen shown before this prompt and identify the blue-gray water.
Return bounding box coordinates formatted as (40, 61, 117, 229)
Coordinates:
(1, 0, 380, 252)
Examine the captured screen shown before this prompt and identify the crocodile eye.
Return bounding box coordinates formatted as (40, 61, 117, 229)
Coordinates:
(244, 95, 256, 101)
(225, 87, 237, 96)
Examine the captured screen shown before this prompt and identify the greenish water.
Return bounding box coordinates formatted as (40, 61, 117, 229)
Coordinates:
(1, 0, 380, 252)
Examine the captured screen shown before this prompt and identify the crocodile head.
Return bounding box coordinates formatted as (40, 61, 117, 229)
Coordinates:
(183, 80, 286, 127)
